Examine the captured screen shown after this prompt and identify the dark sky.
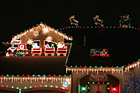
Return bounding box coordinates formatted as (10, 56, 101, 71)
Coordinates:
(1, 1, 140, 42)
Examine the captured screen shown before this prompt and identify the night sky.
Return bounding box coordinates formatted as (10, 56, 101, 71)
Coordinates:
(1, 1, 140, 42)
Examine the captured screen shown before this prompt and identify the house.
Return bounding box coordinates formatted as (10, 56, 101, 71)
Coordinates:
(1, 24, 140, 93)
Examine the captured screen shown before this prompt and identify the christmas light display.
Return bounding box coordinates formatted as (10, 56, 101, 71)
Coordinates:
(0, 76, 71, 93)
(2, 20, 140, 93)
(42, 28, 49, 34)
(27, 39, 33, 45)
(125, 78, 140, 93)
(119, 14, 131, 28)
(31, 41, 42, 56)
(56, 43, 67, 56)
(93, 15, 104, 27)
(46, 36, 52, 42)
(62, 79, 71, 89)
(90, 48, 109, 57)
(11, 40, 21, 45)
(69, 15, 78, 26)
(6, 23, 72, 57)
(66, 67, 124, 75)
(44, 43, 55, 56)
(16, 43, 28, 56)
(6, 44, 17, 56)
(85, 81, 110, 93)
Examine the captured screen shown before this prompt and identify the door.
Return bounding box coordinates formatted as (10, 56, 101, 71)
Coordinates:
(90, 84, 107, 93)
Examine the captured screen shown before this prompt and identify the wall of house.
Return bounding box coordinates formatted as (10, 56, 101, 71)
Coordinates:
(134, 66, 140, 79)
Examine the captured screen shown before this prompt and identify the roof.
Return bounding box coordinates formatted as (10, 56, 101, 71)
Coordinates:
(60, 26, 140, 67)
(11, 23, 72, 44)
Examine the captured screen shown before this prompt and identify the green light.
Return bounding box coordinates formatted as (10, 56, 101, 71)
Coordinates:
(71, 26, 74, 28)
(69, 75, 71, 77)
(6, 74, 9, 77)
(32, 74, 35, 77)
(64, 75, 66, 77)
(50, 85, 53, 87)
(55, 86, 58, 88)
(89, 66, 92, 68)
(75, 66, 77, 67)
(38, 75, 40, 77)
(66, 58, 68, 63)
(91, 26, 93, 28)
(11, 75, 14, 77)
(43, 75, 46, 77)
(24, 87, 27, 89)
(131, 27, 134, 29)
(92, 82, 95, 84)
(29, 86, 32, 88)
(113, 26, 116, 28)
(82, 87, 86, 91)
(107, 82, 109, 85)
(45, 85, 47, 87)
(16, 87, 19, 89)
(17, 75, 19, 76)
(59, 75, 61, 77)
(116, 66, 119, 68)
(63, 82, 68, 87)
(95, 66, 97, 68)
(122, 66, 124, 68)
(11, 86, 14, 88)
(70, 66, 73, 67)
(88, 87, 90, 89)
(100, 66, 103, 68)
(107, 87, 109, 90)
(88, 82, 90, 84)
(19, 89, 21, 92)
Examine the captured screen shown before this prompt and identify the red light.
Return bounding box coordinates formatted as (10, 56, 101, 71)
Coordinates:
(98, 82, 100, 84)
(48, 74, 51, 77)
(84, 66, 87, 68)
(53, 74, 56, 77)
(22, 75, 25, 77)
(34, 85, 37, 88)
(103, 81, 104, 84)
(113, 88, 116, 91)
(6, 85, 9, 88)
(27, 74, 30, 77)
(1, 85, 4, 87)
(39, 85, 43, 87)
